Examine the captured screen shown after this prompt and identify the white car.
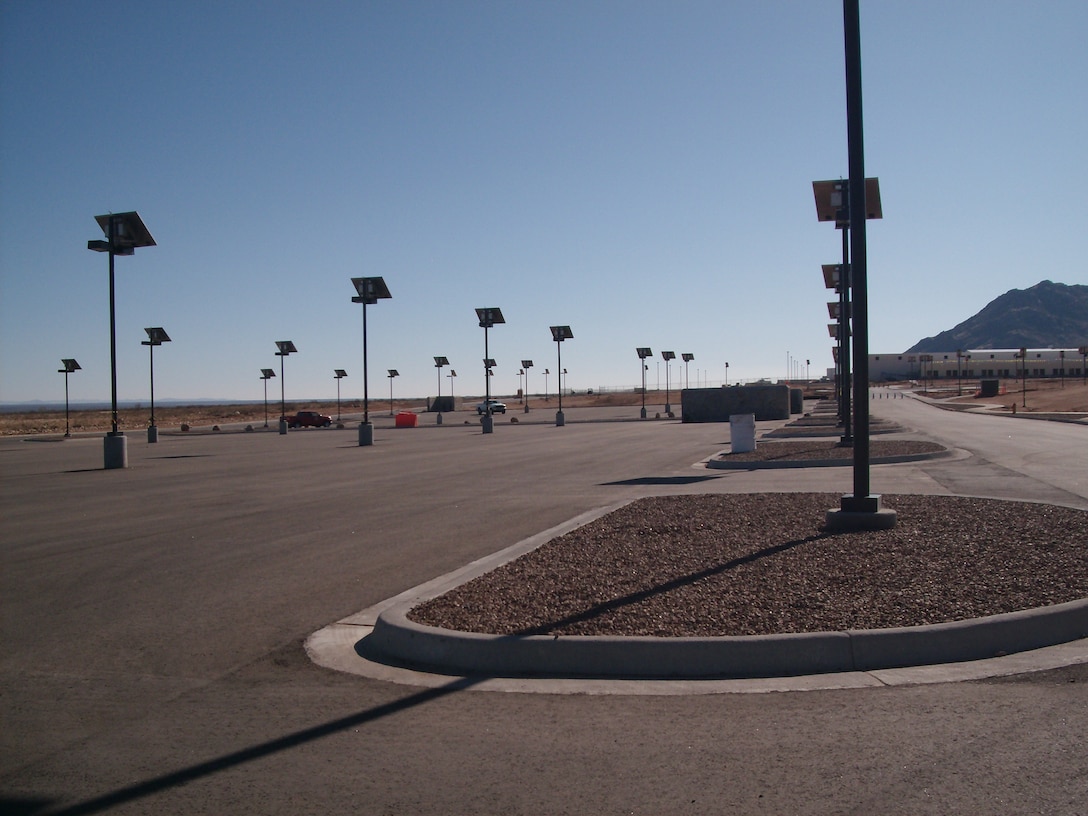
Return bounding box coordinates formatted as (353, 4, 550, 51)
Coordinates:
(476, 400, 507, 415)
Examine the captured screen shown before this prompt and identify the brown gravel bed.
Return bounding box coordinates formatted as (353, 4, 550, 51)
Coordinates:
(409, 493, 1088, 637)
(719, 439, 944, 463)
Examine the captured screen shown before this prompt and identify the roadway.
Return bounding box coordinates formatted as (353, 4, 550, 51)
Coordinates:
(2, 396, 1086, 814)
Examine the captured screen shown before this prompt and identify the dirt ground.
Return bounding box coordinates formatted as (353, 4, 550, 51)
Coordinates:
(920, 377, 1088, 414)
(5, 380, 1083, 437)
(0, 390, 651, 437)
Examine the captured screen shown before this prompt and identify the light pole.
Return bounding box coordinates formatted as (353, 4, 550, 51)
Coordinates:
(550, 326, 573, 426)
(724, 361, 729, 386)
(661, 351, 675, 414)
(87, 211, 156, 469)
(521, 360, 533, 413)
(387, 369, 399, 415)
(260, 368, 275, 428)
(1060, 350, 1065, 387)
(820, 0, 893, 530)
(275, 341, 297, 434)
(637, 348, 652, 418)
(352, 276, 392, 446)
(142, 327, 171, 443)
(334, 369, 347, 420)
(447, 369, 457, 402)
(1018, 347, 1027, 408)
(957, 349, 964, 396)
(476, 308, 505, 434)
(682, 353, 694, 390)
(543, 368, 550, 402)
(434, 356, 449, 424)
(58, 358, 81, 438)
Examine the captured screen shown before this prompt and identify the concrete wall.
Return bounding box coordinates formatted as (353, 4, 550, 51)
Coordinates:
(680, 385, 791, 423)
(790, 387, 804, 414)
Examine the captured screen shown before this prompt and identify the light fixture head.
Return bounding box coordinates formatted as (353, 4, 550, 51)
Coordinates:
(143, 326, 171, 345)
(476, 307, 505, 328)
(91, 211, 156, 251)
(351, 276, 392, 305)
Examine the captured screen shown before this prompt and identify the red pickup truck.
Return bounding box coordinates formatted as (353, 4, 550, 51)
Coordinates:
(285, 410, 332, 428)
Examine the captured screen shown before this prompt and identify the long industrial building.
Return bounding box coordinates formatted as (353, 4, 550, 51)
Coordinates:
(867, 348, 1087, 382)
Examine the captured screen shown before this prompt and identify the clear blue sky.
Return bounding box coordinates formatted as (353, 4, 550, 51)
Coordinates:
(2, 1, 1086, 405)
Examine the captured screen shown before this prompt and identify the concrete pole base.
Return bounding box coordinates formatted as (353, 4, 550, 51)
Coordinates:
(524, 403, 529, 413)
(436, 413, 443, 426)
(481, 415, 494, 434)
(147, 425, 158, 443)
(556, 411, 565, 427)
(664, 403, 672, 414)
(279, 419, 288, 435)
(103, 433, 128, 469)
(640, 407, 647, 419)
(359, 422, 374, 446)
(825, 494, 898, 531)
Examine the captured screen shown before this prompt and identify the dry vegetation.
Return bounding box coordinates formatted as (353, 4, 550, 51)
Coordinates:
(0, 391, 645, 436)
(924, 377, 1088, 414)
(5, 380, 1084, 437)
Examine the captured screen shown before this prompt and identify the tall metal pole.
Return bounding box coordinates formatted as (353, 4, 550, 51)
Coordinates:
(64, 371, 71, 437)
(280, 356, 286, 420)
(484, 328, 491, 410)
(840, 227, 852, 443)
(641, 363, 646, 416)
(556, 343, 563, 415)
(845, 0, 870, 502)
(148, 342, 156, 427)
(108, 217, 119, 436)
(362, 302, 370, 425)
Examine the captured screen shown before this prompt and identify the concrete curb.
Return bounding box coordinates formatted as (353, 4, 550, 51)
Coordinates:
(362, 597, 1088, 680)
(706, 447, 952, 470)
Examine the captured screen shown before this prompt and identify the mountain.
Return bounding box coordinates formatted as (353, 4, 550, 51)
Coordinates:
(906, 280, 1088, 353)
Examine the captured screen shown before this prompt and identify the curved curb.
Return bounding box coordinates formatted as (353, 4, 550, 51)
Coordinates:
(706, 448, 952, 470)
(362, 597, 1088, 681)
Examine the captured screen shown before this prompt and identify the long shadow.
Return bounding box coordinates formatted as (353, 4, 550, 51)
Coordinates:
(602, 475, 720, 486)
(514, 532, 831, 636)
(44, 677, 480, 816)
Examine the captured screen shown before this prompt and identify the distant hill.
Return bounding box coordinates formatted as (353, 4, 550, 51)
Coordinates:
(906, 280, 1088, 353)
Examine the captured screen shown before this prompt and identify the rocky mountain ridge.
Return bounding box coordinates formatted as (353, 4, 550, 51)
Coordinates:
(906, 280, 1088, 353)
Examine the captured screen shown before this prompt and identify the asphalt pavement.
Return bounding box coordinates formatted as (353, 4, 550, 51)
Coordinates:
(3, 394, 1087, 815)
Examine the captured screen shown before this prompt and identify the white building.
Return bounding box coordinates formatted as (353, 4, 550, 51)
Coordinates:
(867, 348, 1087, 383)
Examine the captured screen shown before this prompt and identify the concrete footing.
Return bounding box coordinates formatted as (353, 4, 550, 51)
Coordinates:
(825, 494, 898, 531)
(359, 422, 374, 446)
(103, 432, 127, 469)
